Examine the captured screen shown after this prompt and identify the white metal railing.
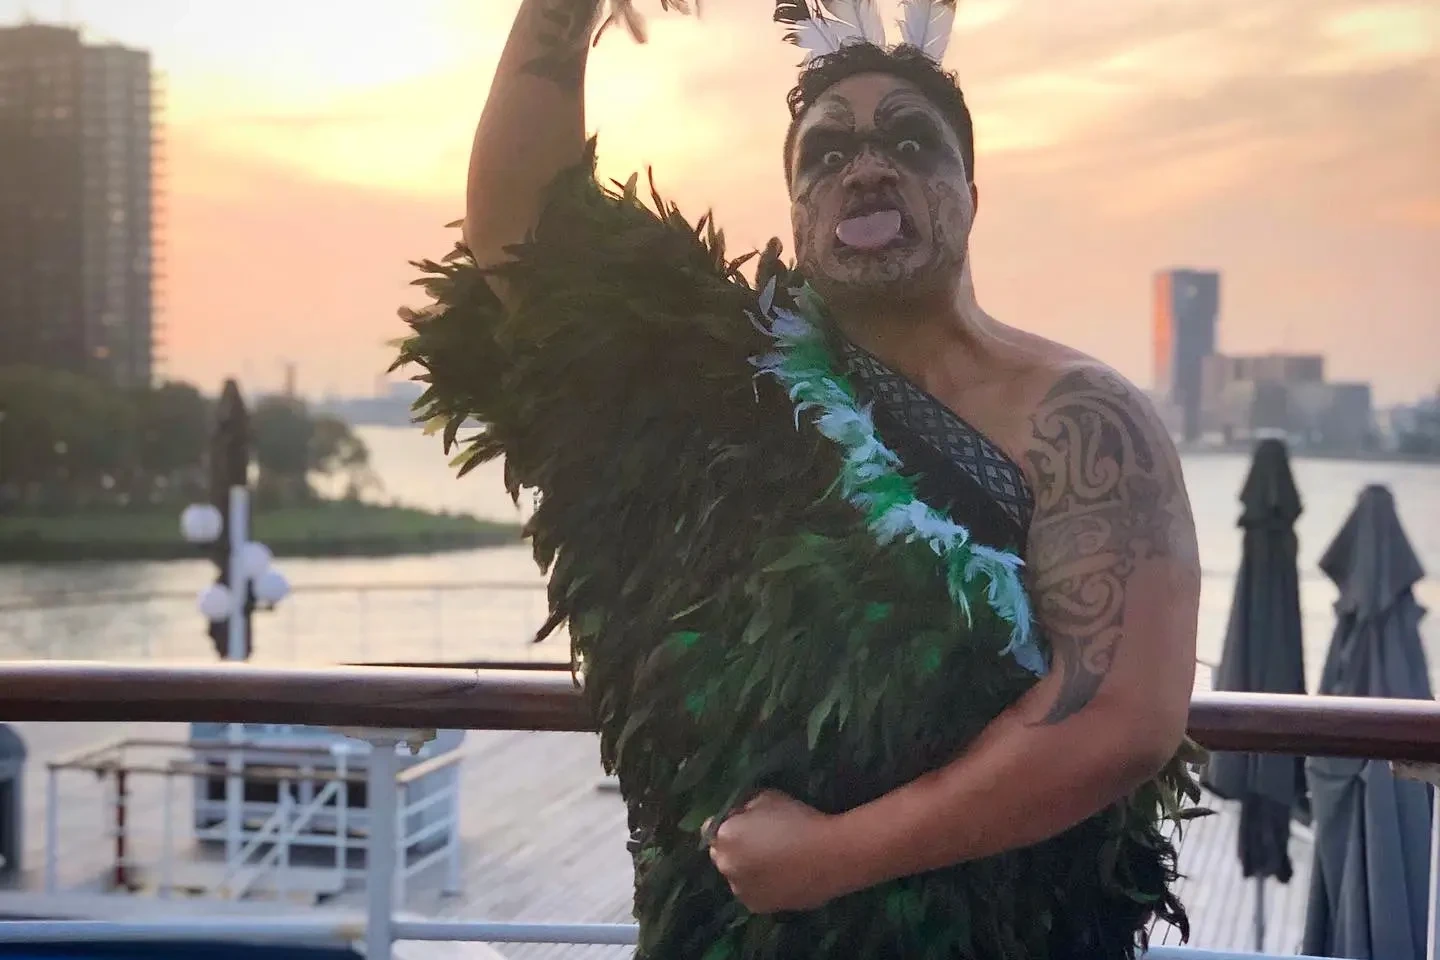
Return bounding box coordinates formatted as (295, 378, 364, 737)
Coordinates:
(42, 733, 464, 905)
(5, 662, 1438, 960)
(11, 566, 1379, 617)
(16, 567, 1430, 666)
(216, 777, 343, 900)
(18, 724, 1342, 960)
(0, 579, 556, 664)
(0, 918, 1331, 958)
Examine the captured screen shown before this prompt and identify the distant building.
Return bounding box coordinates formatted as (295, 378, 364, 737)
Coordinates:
(1204, 353, 1325, 386)
(1200, 352, 1374, 451)
(0, 24, 156, 389)
(1152, 268, 1219, 441)
(1291, 382, 1373, 451)
(1384, 393, 1440, 456)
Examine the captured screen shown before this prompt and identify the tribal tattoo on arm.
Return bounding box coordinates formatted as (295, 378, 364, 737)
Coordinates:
(1024, 368, 1199, 725)
(522, 0, 602, 91)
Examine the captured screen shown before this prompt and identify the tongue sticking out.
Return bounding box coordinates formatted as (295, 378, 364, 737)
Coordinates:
(836, 210, 903, 251)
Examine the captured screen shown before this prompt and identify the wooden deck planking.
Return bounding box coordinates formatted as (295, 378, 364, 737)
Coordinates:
(336, 730, 1317, 958)
(367, 730, 634, 960)
(1149, 790, 1312, 955)
(3, 721, 1315, 957)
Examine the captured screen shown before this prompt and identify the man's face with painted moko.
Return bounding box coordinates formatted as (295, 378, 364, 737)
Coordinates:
(787, 72, 976, 308)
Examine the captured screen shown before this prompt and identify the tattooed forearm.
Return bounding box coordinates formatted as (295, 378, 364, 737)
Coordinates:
(1024, 368, 1198, 725)
(522, 0, 602, 90)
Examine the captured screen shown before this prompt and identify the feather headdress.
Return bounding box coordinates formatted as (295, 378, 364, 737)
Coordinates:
(774, 0, 958, 65)
(896, 0, 957, 60)
(595, 0, 697, 45)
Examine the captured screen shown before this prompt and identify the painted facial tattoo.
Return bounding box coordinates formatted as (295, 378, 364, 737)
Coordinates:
(788, 76, 974, 303)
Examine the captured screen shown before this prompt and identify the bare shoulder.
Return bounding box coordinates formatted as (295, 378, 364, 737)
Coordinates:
(1016, 357, 1200, 724)
(1021, 359, 1191, 537)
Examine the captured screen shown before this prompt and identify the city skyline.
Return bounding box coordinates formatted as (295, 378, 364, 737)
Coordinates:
(1, 0, 1436, 404)
(0, 22, 155, 389)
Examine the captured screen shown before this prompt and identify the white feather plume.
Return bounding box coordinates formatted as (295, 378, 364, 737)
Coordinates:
(774, 1, 884, 62)
(897, 0, 957, 61)
(819, 0, 888, 45)
(793, 18, 856, 60)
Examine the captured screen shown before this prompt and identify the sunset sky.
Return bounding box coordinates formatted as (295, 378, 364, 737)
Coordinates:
(4, 0, 1437, 403)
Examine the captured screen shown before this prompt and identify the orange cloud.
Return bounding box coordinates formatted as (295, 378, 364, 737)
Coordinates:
(159, 132, 456, 395)
(1377, 199, 1440, 227)
(30, 0, 1434, 403)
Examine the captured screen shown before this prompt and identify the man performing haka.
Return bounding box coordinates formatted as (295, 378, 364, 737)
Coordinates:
(396, 2, 1204, 957)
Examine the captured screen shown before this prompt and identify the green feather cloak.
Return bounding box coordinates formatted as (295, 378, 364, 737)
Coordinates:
(394, 144, 1203, 959)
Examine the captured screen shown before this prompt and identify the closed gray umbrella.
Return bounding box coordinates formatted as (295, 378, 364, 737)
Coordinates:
(1302, 484, 1432, 959)
(208, 379, 253, 660)
(1204, 438, 1310, 948)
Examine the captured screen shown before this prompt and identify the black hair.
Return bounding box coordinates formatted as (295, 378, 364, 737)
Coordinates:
(783, 43, 976, 189)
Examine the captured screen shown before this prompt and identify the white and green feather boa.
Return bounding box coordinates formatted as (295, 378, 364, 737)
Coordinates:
(750, 279, 1047, 675)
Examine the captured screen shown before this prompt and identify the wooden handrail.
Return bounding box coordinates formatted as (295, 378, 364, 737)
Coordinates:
(1, 661, 1437, 762)
(1187, 691, 1440, 760)
(0, 662, 585, 731)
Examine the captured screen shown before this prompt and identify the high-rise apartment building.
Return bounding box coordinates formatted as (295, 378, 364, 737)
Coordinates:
(0, 23, 156, 389)
(1152, 268, 1219, 441)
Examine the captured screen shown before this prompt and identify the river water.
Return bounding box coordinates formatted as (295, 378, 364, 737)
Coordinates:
(2, 426, 1437, 692)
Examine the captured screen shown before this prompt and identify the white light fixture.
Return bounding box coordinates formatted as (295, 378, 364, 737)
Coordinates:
(253, 569, 291, 606)
(185, 486, 292, 657)
(180, 504, 224, 544)
(198, 583, 233, 622)
(238, 542, 274, 579)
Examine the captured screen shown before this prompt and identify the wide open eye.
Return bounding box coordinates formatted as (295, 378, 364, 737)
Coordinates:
(896, 138, 922, 155)
(822, 149, 848, 168)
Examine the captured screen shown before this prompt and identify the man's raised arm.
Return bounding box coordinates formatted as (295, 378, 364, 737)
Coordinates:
(464, 0, 601, 269)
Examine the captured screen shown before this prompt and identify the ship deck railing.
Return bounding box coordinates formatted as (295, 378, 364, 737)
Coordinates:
(1, 661, 1438, 960)
(39, 732, 466, 903)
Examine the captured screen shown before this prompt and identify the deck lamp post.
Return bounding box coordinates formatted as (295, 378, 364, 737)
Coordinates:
(182, 380, 267, 661)
(180, 492, 293, 878)
(178, 379, 293, 871)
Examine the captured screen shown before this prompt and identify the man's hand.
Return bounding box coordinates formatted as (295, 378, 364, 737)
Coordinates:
(704, 790, 843, 914)
(465, 0, 698, 276)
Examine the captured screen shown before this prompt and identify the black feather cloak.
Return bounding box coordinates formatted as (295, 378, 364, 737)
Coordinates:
(394, 144, 1201, 960)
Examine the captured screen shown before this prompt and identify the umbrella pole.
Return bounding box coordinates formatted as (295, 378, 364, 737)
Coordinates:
(1254, 878, 1266, 951)
(1428, 783, 1439, 960)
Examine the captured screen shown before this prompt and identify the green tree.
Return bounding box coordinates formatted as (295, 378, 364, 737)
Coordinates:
(0, 374, 375, 510)
(252, 396, 374, 504)
(310, 414, 377, 498)
(252, 396, 315, 503)
(135, 382, 210, 476)
(0, 366, 135, 505)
